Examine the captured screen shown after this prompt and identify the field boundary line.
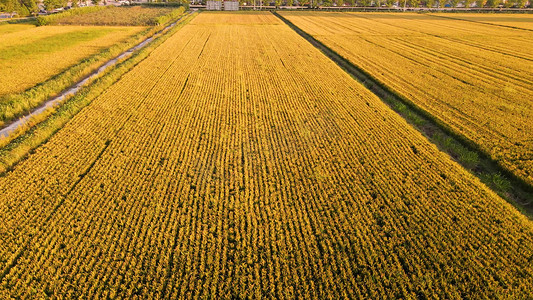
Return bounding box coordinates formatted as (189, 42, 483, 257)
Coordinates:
(0, 138, 111, 283)
(272, 11, 533, 217)
(428, 13, 533, 32)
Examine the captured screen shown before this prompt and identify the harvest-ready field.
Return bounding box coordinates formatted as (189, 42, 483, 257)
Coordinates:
(0, 12, 532, 298)
(280, 11, 533, 186)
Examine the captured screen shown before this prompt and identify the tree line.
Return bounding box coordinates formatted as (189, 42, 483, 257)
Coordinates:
(243, 0, 530, 8)
(0, 0, 37, 15)
(1, 0, 112, 15)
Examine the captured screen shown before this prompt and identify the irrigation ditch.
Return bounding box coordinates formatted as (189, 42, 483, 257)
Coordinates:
(272, 11, 533, 217)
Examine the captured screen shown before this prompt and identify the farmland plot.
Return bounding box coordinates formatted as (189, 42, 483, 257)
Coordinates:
(279, 11, 533, 185)
(0, 12, 532, 298)
(0, 25, 143, 98)
(0, 24, 144, 125)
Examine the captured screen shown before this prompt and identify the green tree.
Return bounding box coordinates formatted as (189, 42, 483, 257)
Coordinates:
(408, 0, 420, 7)
(0, 0, 15, 12)
(286, 0, 293, 5)
(449, 0, 459, 6)
(44, 0, 67, 10)
(323, 0, 333, 5)
(486, 0, 500, 6)
(0, 0, 38, 15)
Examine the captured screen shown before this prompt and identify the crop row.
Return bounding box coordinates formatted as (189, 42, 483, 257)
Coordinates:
(0, 12, 531, 298)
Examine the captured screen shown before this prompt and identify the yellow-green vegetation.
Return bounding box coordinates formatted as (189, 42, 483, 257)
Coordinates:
(0, 25, 143, 97)
(36, 6, 109, 26)
(0, 12, 531, 298)
(0, 24, 144, 124)
(0, 23, 34, 34)
(279, 11, 533, 185)
(38, 5, 182, 26)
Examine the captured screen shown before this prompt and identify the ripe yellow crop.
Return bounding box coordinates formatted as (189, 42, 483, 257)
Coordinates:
(280, 11, 533, 185)
(0, 12, 531, 298)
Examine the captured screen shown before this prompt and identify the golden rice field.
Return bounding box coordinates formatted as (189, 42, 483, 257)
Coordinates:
(280, 11, 533, 185)
(0, 24, 144, 98)
(0, 12, 532, 298)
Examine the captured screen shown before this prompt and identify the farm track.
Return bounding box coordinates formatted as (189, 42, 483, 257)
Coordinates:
(273, 11, 533, 214)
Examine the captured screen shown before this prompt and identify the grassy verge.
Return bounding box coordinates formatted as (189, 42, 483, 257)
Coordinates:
(0, 11, 196, 176)
(273, 11, 533, 217)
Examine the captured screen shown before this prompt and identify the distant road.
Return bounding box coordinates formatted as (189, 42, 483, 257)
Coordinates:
(0, 16, 33, 23)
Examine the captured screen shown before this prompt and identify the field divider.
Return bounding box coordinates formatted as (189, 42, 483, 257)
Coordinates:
(428, 13, 533, 33)
(272, 11, 533, 217)
(0, 10, 194, 141)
